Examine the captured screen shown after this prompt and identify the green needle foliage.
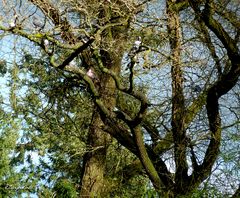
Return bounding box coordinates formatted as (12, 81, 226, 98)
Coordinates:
(0, 108, 23, 197)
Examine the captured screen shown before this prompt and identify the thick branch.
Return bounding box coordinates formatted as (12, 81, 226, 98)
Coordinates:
(167, 0, 188, 191)
(57, 38, 94, 70)
(132, 126, 163, 191)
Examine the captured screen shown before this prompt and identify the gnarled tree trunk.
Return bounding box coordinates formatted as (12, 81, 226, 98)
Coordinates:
(80, 55, 122, 196)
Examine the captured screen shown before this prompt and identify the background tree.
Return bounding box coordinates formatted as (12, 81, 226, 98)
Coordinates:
(0, 100, 30, 197)
(0, 0, 239, 197)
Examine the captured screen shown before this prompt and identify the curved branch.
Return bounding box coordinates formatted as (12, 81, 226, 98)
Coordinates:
(187, 0, 240, 191)
(132, 125, 163, 191)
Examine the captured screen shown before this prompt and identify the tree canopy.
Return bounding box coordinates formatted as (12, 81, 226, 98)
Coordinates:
(0, 0, 239, 197)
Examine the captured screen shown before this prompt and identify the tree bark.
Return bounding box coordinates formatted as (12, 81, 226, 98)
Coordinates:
(167, 0, 188, 195)
(80, 112, 109, 197)
(80, 50, 123, 196)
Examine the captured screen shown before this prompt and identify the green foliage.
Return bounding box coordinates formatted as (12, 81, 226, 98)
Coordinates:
(190, 186, 226, 198)
(0, 110, 24, 197)
(117, 91, 141, 118)
(103, 141, 150, 197)
(53, 178, 77, 198)
(142, 188, 159, 198)
(14, 53, 92, 187)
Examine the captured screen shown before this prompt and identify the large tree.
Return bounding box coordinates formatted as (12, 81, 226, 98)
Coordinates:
(0, 0, 239, 197)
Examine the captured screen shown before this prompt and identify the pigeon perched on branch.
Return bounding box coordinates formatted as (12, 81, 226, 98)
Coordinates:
(44, 39, 49, 46)
(126, 37, 142, 70)
(134, 38, 141, 48)
(87, 68, 95, 79)
(33, 16, 45, 30)
(9, 13, 18, 28)
(129, 36, 142, 58)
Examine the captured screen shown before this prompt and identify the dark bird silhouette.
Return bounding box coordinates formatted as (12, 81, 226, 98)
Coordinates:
(193, 85, 201, 93)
